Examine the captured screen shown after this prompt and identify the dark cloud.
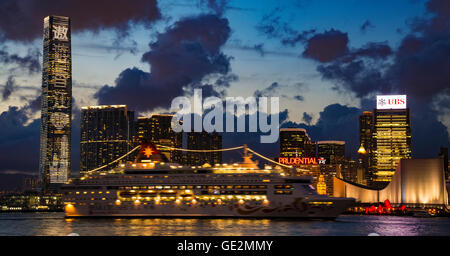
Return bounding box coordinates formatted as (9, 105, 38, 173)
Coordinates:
(256, 8, 294, 39)
(360, 20, 375, 32)
(256, 7, 316, 47)
(252, 44, 265, 57)
(0, 48, 40, 75)
(2, 76, 15, 101)
(95, 14, 233, 113)
(253, 82, 281, 98)
(200, 0, 229, 16)
(302, 112, 312, 125)
(0, 107, 40, 182)
(281, 29, 316, 47)
(0, 0, 160, 42)
(302, 29, 349, 62)
(293, 95, 304, 102)
(314, 0, 449, 106)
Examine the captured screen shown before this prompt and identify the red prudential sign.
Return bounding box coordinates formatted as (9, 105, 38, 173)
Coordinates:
(278, 157, 326, 165)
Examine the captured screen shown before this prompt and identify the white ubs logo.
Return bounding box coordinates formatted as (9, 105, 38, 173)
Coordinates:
(53, 25, 68, 40)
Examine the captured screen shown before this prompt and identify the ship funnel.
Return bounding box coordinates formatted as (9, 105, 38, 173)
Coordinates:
(135, 141, 168, 163)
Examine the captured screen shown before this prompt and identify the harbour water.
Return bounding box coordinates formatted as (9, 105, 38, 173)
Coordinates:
(0, 212, 449, 236)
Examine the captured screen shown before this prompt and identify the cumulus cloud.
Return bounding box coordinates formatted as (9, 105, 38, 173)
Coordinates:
(95, 14, 233, 113)
(302, 29, 349, 62)
(0, 48, 40, 75)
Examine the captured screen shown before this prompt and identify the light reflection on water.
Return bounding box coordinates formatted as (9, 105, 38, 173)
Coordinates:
(0, 212, 448, 236)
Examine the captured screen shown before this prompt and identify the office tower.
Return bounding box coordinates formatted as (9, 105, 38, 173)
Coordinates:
(359, 111, 375, 183)
(136, 114, 182, 163)
(279, 128, 316, 158)
(317, 141, 345, 165)
(80, 105, 135, 175)
(185, 131, 222, 166)
(39, 16, 72, 191)
(373, 95, 411, 186)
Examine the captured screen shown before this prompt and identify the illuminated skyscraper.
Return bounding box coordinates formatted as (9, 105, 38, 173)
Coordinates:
(373, 95, 411, 186)
(136, 114, 182, 163)
(80, 105, 135, 175)
(359, 111, 374, 185)
(317, 141, 345, 165)
(185, 131, 222, 166)
(39, 16, 72, 191)
(280, 128, 316, 158)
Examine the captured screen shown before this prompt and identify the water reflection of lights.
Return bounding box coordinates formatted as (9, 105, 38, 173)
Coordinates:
(2, 213, 449, 236)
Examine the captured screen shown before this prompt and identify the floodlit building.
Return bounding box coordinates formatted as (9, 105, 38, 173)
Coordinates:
(334, 158, 449, 208)
(39, 16, 72, 191)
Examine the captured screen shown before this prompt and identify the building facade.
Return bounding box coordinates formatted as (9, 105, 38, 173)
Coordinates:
(359, 111, 375, 184)
(280, 128, 316, 158)
(334, 158, 448, 208)
(184, 131, 222, 166)
(80, 105, 135, 175)
(317, 141, 345, 165)
(373, 108, 412, 185)
(136, 115, 182, 163)
(39, 16, 72, 191)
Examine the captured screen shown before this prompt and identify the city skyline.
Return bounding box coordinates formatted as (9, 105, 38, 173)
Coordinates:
(0, 0, 449, 190)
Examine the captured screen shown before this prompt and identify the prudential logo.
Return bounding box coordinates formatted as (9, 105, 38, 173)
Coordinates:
(170, 89, 280, 143)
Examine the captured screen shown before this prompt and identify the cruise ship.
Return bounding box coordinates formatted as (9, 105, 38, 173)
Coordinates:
(62, 143, 355, 218)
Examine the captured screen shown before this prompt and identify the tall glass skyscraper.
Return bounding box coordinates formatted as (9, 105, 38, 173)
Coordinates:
(359, 111, 374, 185)
(373, 108, 412, 184)
(39, 16, 72, 191)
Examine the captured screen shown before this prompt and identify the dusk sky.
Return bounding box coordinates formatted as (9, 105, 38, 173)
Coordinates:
(0, 0, 449, 189)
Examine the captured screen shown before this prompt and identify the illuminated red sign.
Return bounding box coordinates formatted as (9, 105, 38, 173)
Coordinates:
(278, 157, 324, 165)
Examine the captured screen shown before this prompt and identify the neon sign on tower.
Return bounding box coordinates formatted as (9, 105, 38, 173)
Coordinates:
(376, 95, 406, 109)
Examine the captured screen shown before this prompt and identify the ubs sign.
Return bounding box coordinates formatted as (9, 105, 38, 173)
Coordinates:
(376, 95, 406, 109)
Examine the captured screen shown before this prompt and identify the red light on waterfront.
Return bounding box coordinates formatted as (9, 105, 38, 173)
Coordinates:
(278, 157, 319, 165)
(384, 199, 392, 209)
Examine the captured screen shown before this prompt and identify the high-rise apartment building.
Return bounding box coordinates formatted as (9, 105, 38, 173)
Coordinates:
(39, 16, 72, 191)
(185, 131, 222, 166)
(80, 105, 135, 175)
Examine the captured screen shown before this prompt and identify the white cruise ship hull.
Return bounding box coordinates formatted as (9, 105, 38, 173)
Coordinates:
(65, 197, 354, 219)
